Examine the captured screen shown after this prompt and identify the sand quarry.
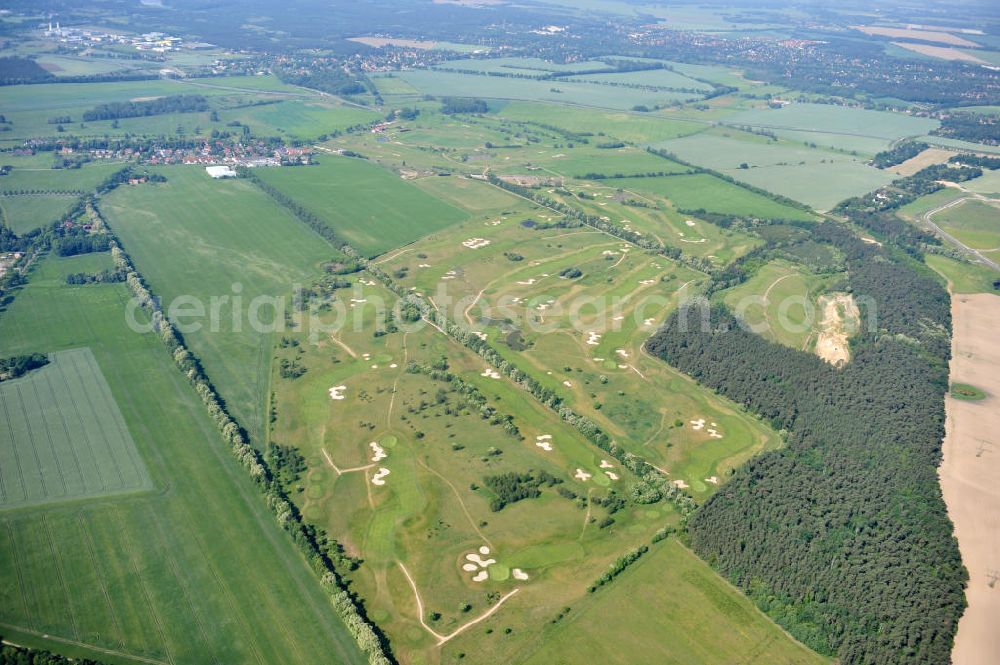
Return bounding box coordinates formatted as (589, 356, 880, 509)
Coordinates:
(940, 293, 1000, 665)
(815, 293, 859, 367)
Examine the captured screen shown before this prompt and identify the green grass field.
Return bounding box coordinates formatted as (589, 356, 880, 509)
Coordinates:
(0, 253, 363, 665)
(0, 163, 125, 194)
(932, 199, 1000, 250)
(101, 165, 333, 443)
(651, 131, 893, 210)
(497, 101, 705, 143)
(925, 254, 1000, 294)
(515, 539, 827, 665)
(0, 347, 153, 510)
(0, 195, 78, 234)
(255, 156, 469, 256)
(607, 173, 813, 220)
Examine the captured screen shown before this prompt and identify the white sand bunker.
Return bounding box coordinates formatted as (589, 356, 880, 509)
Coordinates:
(462, 238, 491, 249)
(535, 435, 553, 452)
(617, 364, 627, 369)
(362, 353, 371, 360)
(574, 469, 593, 481)
(359, 278, 376, 286)
(481, 367, 501, 379)
(464, 549, 497, 583)
(613, 315, 624, 321)
(605, 471, 620, 481)
(602, 250, 617, 256)
(472, 571, 489, 582)
(672, 479, 689, 489)
(349, 298, 367, 308)
(616, 349, 629, 358)
(329, 385, 347, 400)
(390, 363, 398, 368)
(600, 460, 614, 469)
(586, 331, 602, 346)
(473, 331, 487, 340)
(593, 357, 604, 362)
(643, 318, 656, 327)
(479, 545, 491, 555)
(536, 299, 555, 311)
(705, 476, 719, 485)
(706, 428, 723, 440)
(418, 263, 431, 268)
(690, 418, 706, 430)
(639, 279, 656, 286)
(512, 568, 529, 580)
(370, 441, 387, 462)
(462, 563, 479, 572)
(442, 270, 457, 281)
(517, 278, 537, 286)
(464, 552, 495, 567)
(685, 220, 696, 227)
(372, 467, 391, 486)
(371, 364, 379, 369)
(562, 380, 572, 388)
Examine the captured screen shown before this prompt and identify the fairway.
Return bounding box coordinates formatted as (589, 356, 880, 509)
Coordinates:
(517, 539, 827, 665)
(0, 348, 152, 510)
(255, 156, 469, 256)
(102, 165, 333, 443)
(933, 199, 1000, 250)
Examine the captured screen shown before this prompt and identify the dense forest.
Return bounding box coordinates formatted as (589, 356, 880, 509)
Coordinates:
(82, 95, 209, 121)
(0, 353, 49, 381)
(932, 113, 1000, 146)
(646, 217, 964, 662)
(871, 141, 927, 169)
(0, 56, 54, 85)
(0, 640, 105, 665)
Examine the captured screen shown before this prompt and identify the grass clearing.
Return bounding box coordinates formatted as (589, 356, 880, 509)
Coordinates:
(925, 254, 1000, 294)
(256, 156, 469, 256)
(0, 347, 153, 510)
(932, 199, 1000, 250)
(0, 195, 78, 234)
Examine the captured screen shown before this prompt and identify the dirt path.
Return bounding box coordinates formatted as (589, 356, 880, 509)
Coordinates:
(940, 293, 1000, 664)
(762, 273, 793, 302)
(320, 448, 374, 476)
(414, 456, 493, 549)
(464, 289, 485, 327)
(329, 336, 357, 359)
(386, 333, 409, 422)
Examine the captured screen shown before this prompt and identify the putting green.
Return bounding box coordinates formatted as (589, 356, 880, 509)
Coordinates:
(490, 563, 511, 581)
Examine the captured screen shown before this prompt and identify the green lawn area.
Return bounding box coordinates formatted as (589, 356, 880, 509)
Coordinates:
(0, 253, 363, 665)
(0, 163, 125, 193)
(933, 199, 1000, 250)
(607, 173, 814, 220)
(925, 254, 1000, 294)
(0, 195, 78, 234)
(101, 165, 334, 443)
(516, 538, 828, 665)
(497, 101, 705, 143)
(255, 156, 469, 256)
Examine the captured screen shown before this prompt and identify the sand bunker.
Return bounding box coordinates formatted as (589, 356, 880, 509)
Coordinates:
(466, 553, 497, 567)
(370, 441, 387, 462)
(616, 349, 629, 358)
(481, 367, 501, 379)
(372, 467, 391, 486)
(517, 278, 537, 286)
(329, 385, 347, 400)
(563, 380, 573, 387)
(690, 418, 705, 430)
(535, 435, 554, 452)
(479, 546, 491, 555)
(418, 263, 432, 268)
(705, 476, 719, 485)
(472, 571, 489, 582)
(706, 428, 723, 439)
(600, 460, 614, 469)
(605, 471, 620, 481)
(586, 331, 602, 346)
(672, 479, 689, 489)
(512, 568, 529, 580)
(685, 220, 696, 227)
(390, 363, 398, 368)
(643, 318, 656, 326)
(574, 469, 593, 481)
(442, 270, 457, 281)
(462, 238, 491, 249)
(462, 563, 479, 572)
(639, 279, 656, 286)
(617, 364, 627, 369)
(602, 250, 617, 256)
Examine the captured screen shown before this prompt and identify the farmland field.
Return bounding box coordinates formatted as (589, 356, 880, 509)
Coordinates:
(0, 195, 78, 234)
(256, 156, 470, 256)
(932, 199, 1000, 250)
(651, 131, 894, 210)
(102, 165, 334, 442)
(0, 253, 362, 665)
(0, 347, 152, 510)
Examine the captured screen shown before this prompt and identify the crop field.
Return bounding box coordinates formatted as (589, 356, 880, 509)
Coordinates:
(437, 57, 619, 75)
(606, 173, 814, 219)
(0, 347, 152, 510)
(965, 170, 1000, 197)
(395, 69, 701, 111)
(230, 99, 380, 141)
(0, 163, 125, 194)
(102, 165, 333, 442)
(518, 539, 827, 665)
(0, 195, 78, 234)
(256, 156, 469, 256)
(651, 131, 894, 210)
(496, 102, 706, 143)
(0, 253, 362, 665)
(932, 199, 1000, 250)
(723, 103, 939, 147)
(720, 260, 841, 350)
(568, 68, 715, 91)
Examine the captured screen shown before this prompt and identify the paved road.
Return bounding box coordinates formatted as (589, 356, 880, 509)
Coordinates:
(921, 193, 1000, 272)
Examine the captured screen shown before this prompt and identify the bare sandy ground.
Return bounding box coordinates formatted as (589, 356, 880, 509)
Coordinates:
(890, 148, 956, 176)
(940, 293, 1000, 665)
(347, 37, 438, 49)
(891, 42, 986, 64)
(853, 25, 980, 47)
(814, 293, 858, 367)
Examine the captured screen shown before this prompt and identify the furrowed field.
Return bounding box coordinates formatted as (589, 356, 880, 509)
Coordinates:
(0, 253, 362, 665)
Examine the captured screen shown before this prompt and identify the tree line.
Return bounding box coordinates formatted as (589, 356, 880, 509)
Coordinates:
(82, 95, 209, 122)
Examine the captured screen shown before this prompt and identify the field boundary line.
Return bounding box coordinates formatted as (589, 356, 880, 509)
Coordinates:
(0, 622, 167, 665)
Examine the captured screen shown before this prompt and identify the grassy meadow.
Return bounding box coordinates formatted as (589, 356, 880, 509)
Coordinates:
(0, 253, 363, 665)
(101, 165, 334, 443)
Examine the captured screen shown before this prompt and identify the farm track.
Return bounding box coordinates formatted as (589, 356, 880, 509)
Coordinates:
(0, 623, 168, 665)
